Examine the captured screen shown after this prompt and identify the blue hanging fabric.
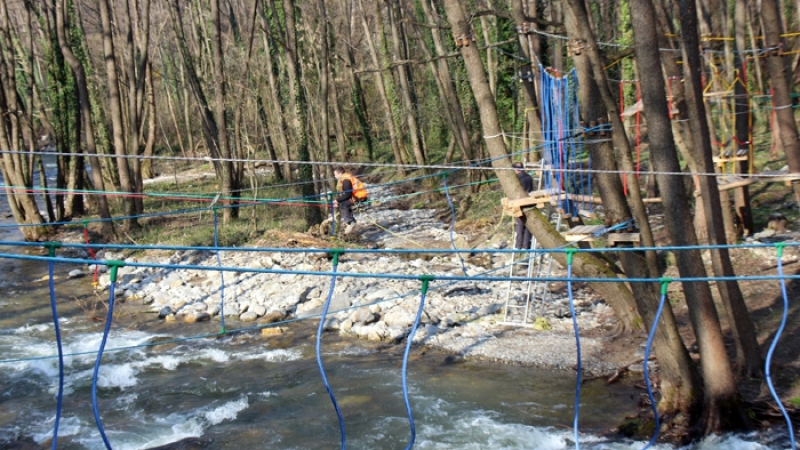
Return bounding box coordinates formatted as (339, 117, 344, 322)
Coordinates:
(538, 67, 591, 218)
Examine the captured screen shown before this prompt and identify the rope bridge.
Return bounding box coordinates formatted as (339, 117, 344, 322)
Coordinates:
(0, 240, 796, 450)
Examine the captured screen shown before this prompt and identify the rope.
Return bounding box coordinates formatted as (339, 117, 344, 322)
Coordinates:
(91, 261, 124, 450)
(442, 175, 468, 276)
(45, 243, 64, 450)
(565, 249, 582, 450)
(5, 251, 800, 284)
(316, 251, 346, 449)
(2, 149, 796, 179)
(641, 279, 670, 450)
(6, 235, 800, 255)
(401, 276, 432, 450)
(213, 207, 226, 333)
(766, 243, 797, 450)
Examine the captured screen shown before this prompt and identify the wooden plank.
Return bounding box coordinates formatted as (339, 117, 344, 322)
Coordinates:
(607, 233, 641, 246)
(563, 225, 606, 242)
(712, 156, 748, 163)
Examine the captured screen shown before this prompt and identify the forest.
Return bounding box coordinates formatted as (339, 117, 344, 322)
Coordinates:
(2, 0, 800, 441)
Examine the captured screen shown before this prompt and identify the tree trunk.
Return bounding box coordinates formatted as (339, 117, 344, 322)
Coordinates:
(317, 0, 333, 182)
(761, 0, 800, 205)
(442, 0, 641, 332)
(283, 0, 322, 228)
(419, 0, 475, 167)
(678, 0, 763, 379)
(563, 3, 700, 420)
(258, 1, 291, 181)
(511, 0, 544, 152)
(54, 0, 113, 237)
(733, 0, 754, 235)
(168, 0, 223, 179)
(562, 0, 660, 277)
(359, 0, 406, 173)
(99, 0, 137, 230)
(631, 0, 750, 433)
(387, 0, 425, 167)
(210, 0, 237, 221)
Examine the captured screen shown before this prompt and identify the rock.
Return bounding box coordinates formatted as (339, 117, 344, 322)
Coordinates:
(768, 212, 788, 233)
(340, 319, 353, 332)
(259, 257, 274, 268)
(240, 311, 258, 322)
(183, 314, 197, 323)
(262, 311, 284, 323)
(364, 289, 400, 302)
(158, 306, 173, 319)
(383, 308, 415, 327)
(754, 229, 776, 240)
(238, 303, 249, 314)
(143, 437, 209, 450)
(68, 269, 85, 279)
(165, 314, 176, 322)
(171, 299, 187, 310)
(261, 327, 285, 337)
(350, 307, 376, 324)
(324, 317, 340, 331)
(446, 312, 469, 324)
(367, 328, 384, 341)
(194, 312, 211, 322)
(250, 304, 267, 317)
(477, 303, 502, 317)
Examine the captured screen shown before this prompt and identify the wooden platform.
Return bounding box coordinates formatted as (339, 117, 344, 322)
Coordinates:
(502, 191, 602, 217)
(714, 171, 800, 192)
(563, 225, 606, 242)
(607, 233, 641, 246)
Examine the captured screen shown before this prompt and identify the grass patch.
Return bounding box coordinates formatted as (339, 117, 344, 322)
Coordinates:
(114, 171, 311, 248)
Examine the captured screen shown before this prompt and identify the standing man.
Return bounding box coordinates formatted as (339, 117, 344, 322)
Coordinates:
(333, 167, 368, 233)
(512, 162, 534, 249)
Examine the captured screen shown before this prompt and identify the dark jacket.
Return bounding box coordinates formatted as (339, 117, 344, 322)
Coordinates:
(337, 179, 354, 202)
(517, 171, 534, 193)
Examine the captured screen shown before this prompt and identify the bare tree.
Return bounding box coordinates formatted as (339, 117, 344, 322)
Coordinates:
(54, 0, 113, 237)
(630, 0, 750, 433)
(762, 0, 800, 205)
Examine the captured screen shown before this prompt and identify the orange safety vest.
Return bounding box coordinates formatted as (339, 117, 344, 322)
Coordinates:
(338, 173, 368, 201)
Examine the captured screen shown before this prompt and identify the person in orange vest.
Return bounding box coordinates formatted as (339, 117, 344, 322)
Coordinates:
(333, 167, 368, 232)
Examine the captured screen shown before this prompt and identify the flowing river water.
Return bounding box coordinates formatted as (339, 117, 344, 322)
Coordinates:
(0, 173, 793, 449)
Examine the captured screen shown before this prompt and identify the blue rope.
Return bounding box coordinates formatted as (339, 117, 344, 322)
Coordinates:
(6, 251, 800, 285)
(402, 277, 431, 450)
(91, 279, 117, 450)
(316, 257, 345, 449)
(47, 258, 64, 450)
(213, 208, 226, 333)
(442, 175, 468, 276)
(766, 245, 796, 450)
(566, 251, 581, 450)
(641, 280, 670, 450)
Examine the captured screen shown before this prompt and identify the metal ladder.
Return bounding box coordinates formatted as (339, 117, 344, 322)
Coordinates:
(501, 161, 564, 326)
